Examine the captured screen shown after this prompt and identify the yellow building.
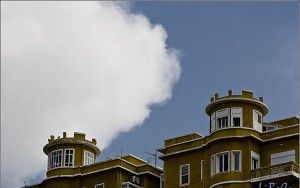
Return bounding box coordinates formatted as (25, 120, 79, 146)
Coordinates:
(25, 132, 162, 188)
(158, 90, 299, 188)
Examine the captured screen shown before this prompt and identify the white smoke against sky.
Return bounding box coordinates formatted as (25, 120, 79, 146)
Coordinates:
(1, 2, 181, 187)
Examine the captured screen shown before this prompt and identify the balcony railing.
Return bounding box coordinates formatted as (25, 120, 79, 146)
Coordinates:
(251, 161, 299, 179)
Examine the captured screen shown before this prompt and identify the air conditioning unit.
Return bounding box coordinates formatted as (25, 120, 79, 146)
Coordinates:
(131, 175, 140, 185)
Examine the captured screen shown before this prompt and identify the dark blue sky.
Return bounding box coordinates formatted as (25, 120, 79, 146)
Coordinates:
(100, 2, 299, 166)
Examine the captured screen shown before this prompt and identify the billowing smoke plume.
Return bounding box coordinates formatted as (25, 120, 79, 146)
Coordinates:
(1, 2, 181, 187)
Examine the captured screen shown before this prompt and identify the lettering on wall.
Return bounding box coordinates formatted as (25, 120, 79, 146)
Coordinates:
(258, 182, 291, 188)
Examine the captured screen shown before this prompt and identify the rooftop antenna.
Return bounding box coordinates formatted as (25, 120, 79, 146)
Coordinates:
(143, 150, 158, 166)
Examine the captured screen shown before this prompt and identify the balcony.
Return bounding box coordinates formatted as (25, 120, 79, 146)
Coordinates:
(250, 161, 299, 183)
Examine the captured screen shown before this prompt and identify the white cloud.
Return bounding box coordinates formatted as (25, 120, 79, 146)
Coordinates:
(1, 2, 181, 187)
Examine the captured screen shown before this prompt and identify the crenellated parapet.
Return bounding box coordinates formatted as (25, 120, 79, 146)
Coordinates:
(43, 132, 100, 178)
(206, 89, 268, 116)
(210, 89, 264, 102)
(205, 90, 269, 133)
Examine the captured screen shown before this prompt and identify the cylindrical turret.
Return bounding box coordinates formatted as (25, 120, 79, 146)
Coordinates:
(205, 90, 268, 133)
(43, 132, 100, 177)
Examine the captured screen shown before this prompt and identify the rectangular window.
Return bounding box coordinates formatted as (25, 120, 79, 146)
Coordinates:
(49, 149, 63, 169)
(217, 116, 228, 129)
(231, 151, 241, 171)
(254, 110, 262, 124)
(231, 107, 242, 127)
(266, 126, 276, 131)
(251, 151, 260, 170)
(64, 149, 74, 167)
(252, 158, 259, 169)
(271, 150, 295, 165)
(257, 114, 262, 124)
(216, 109, 229, 130)
(233, 117, 240, 127)
(84, 150, 95, 166)
(216, 152, 229, 173)
(263, 125, 278, 132)
(253, 110, 263, 132)
(180, 164, 190, 186)
(95, 183, 104, 188)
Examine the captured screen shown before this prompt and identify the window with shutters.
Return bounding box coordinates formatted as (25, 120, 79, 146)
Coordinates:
(251, 151, 260, 170)
(231, 107, 242, 127)
(271, 150, 295, 165)
(216, 108, 229, 129)
(253, 110, 263, 132)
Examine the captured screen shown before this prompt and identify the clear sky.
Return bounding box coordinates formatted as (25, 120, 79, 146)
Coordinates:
(100, 1, 299, 165)
(1, 2, 299, 187)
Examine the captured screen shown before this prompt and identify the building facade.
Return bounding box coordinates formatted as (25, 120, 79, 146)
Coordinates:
(159, 90, 299, 188)
(25, 132, 162, 188)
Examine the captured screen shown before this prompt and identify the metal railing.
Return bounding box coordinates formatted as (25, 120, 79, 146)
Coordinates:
(250, 161, 299, 179)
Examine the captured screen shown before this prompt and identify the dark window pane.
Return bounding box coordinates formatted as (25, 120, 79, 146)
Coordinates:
(182, 166, 188, 175)
(224, 154, 228, 171)
(218, 118, 222, 128)
(233, 117, 240, 127)
(219, 156, 223, 172)
(234, 153, 240, 170)
(252, 158, 258, 169)
(258, 114, 262, 123)
(181, 175, 188, 184)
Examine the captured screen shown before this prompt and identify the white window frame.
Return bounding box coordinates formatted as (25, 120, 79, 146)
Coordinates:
(216, 108, 230, 129)
(48, 149, 63, 169)
(211, 155, 215, 176)
(200, 160, 204, 180)
(95, 183, 104, 188)
(231, 150, 242, 171)
(271, 150, 295, 165)
(251, 151, 260, 170)
(84, 150, 95, 166)
(64, 148, 75, 167)
(179, 164, 190, 186)
(231, 107, 243, 127)
(263, 125, 278, 132)
(253, 110, 263, 132)
(215, 151, 230, 173)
